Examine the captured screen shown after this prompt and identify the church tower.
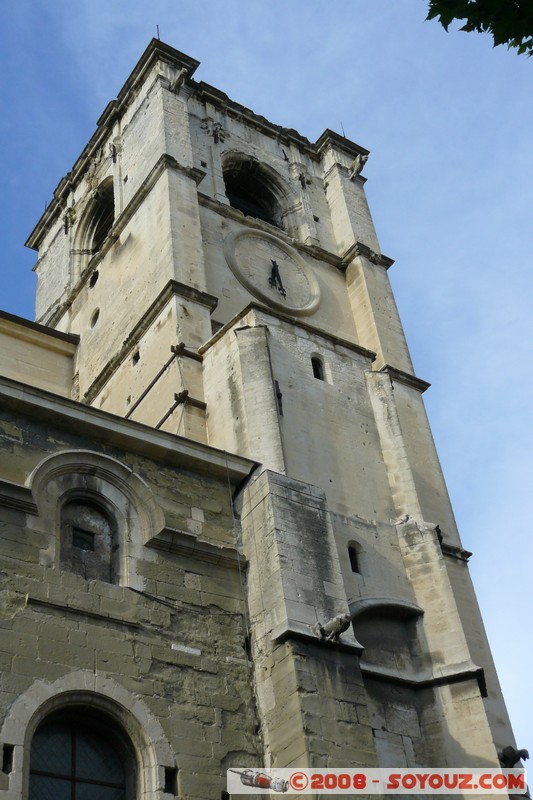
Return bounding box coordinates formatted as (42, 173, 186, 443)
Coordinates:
(0, 39, 519, 798)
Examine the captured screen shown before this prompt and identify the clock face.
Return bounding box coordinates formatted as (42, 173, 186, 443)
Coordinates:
(223, 229, 320, 315)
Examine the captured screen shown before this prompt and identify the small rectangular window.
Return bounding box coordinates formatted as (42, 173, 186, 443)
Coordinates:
(165, 767, 178, 794)
(2, 744, 14, 774)
(72, 528, 95, 551)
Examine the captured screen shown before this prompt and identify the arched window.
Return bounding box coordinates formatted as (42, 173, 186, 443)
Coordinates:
(223, 158, 282, 228)
(60, 499, 117, 582)
(86, 178, 115, 254)
(27, 450, 167, 590)
(29, 708, 135, 800)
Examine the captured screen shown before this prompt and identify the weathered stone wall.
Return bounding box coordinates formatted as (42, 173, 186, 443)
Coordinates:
(0, 390, 260, 799)
(203, 305, 395, 520)
(239, 470, 376, 769)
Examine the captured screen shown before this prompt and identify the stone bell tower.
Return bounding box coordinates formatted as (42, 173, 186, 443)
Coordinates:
(0, 38, 518, 794)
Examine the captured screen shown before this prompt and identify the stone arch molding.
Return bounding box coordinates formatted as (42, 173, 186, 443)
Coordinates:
(222, 150, 295, 202)
(221, 149, 302, 233)
(0, 670, 175, 799)
(71, 174, 115, 282)
(27, 449, 165, 588)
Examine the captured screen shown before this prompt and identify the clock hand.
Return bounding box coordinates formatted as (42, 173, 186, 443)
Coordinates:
(268, 260, 287, 298)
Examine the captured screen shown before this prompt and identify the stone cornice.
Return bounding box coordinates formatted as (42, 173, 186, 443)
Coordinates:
(342, 241, 395, 270)
(315, 129, 370, 161)
(199, 302, 377, 364)
(97, 39, 200, 127)
(28, 596, 144, 630)
(0, 310, 79, 353)
(194, 83, 318, 158)
(440, 542, 473, 563)
(0, 375, 257, 485)
(360, 662, 487, 697)
(0, 478, 38, 515)
(194, 85, 370, 163)
(271, 620, 364, 655)
(381, 365, 431, 394)
(197, 193, 345, 270)
(146, 526, 246, 569)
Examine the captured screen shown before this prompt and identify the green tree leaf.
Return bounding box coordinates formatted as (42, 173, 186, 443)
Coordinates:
(426, 0, 533, 56)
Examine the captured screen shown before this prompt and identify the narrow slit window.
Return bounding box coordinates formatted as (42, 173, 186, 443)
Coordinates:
(348, 545, 360, 574)
(2, 745, 14, 775)
(311, 356, 324, 381)
(165, 767, 178, 795)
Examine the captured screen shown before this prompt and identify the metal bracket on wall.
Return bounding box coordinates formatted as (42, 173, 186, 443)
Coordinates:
(172, 342, 203, 362)
(125, 343, 203, 420)
(156, 390, 207, 430)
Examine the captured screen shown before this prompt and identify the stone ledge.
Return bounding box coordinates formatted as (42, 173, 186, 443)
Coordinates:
(0, 375, 257, 485)
(0, 310, 79, 349)
(381, 364, 431, 394)
(199, 302, 376, 364)
(146, 526, 246, 570)
(342, 240, 395, 270)
(28, 597, 143, 630)
(198, 192, 345, 269)
(440, 541, 473, 562)
(271, 619, 364, 656)
(0, 479, 38, 515)
(361, 661, 487, 697)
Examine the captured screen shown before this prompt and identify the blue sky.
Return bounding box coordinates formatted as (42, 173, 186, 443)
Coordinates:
(1, 0, 531, 756)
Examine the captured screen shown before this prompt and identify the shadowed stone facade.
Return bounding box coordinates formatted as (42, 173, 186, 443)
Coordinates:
(0, 39, 519, 799)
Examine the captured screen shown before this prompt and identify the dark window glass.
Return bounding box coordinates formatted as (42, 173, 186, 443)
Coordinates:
(30, 716, 132, 800)
(31, 774, 72, 800)
(223, 163, 281, 228)
(60, 501, 117, 582)
(31, 724, 71, 775)
(72, 528, 95, 551)
(77, 786, 124, 800)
